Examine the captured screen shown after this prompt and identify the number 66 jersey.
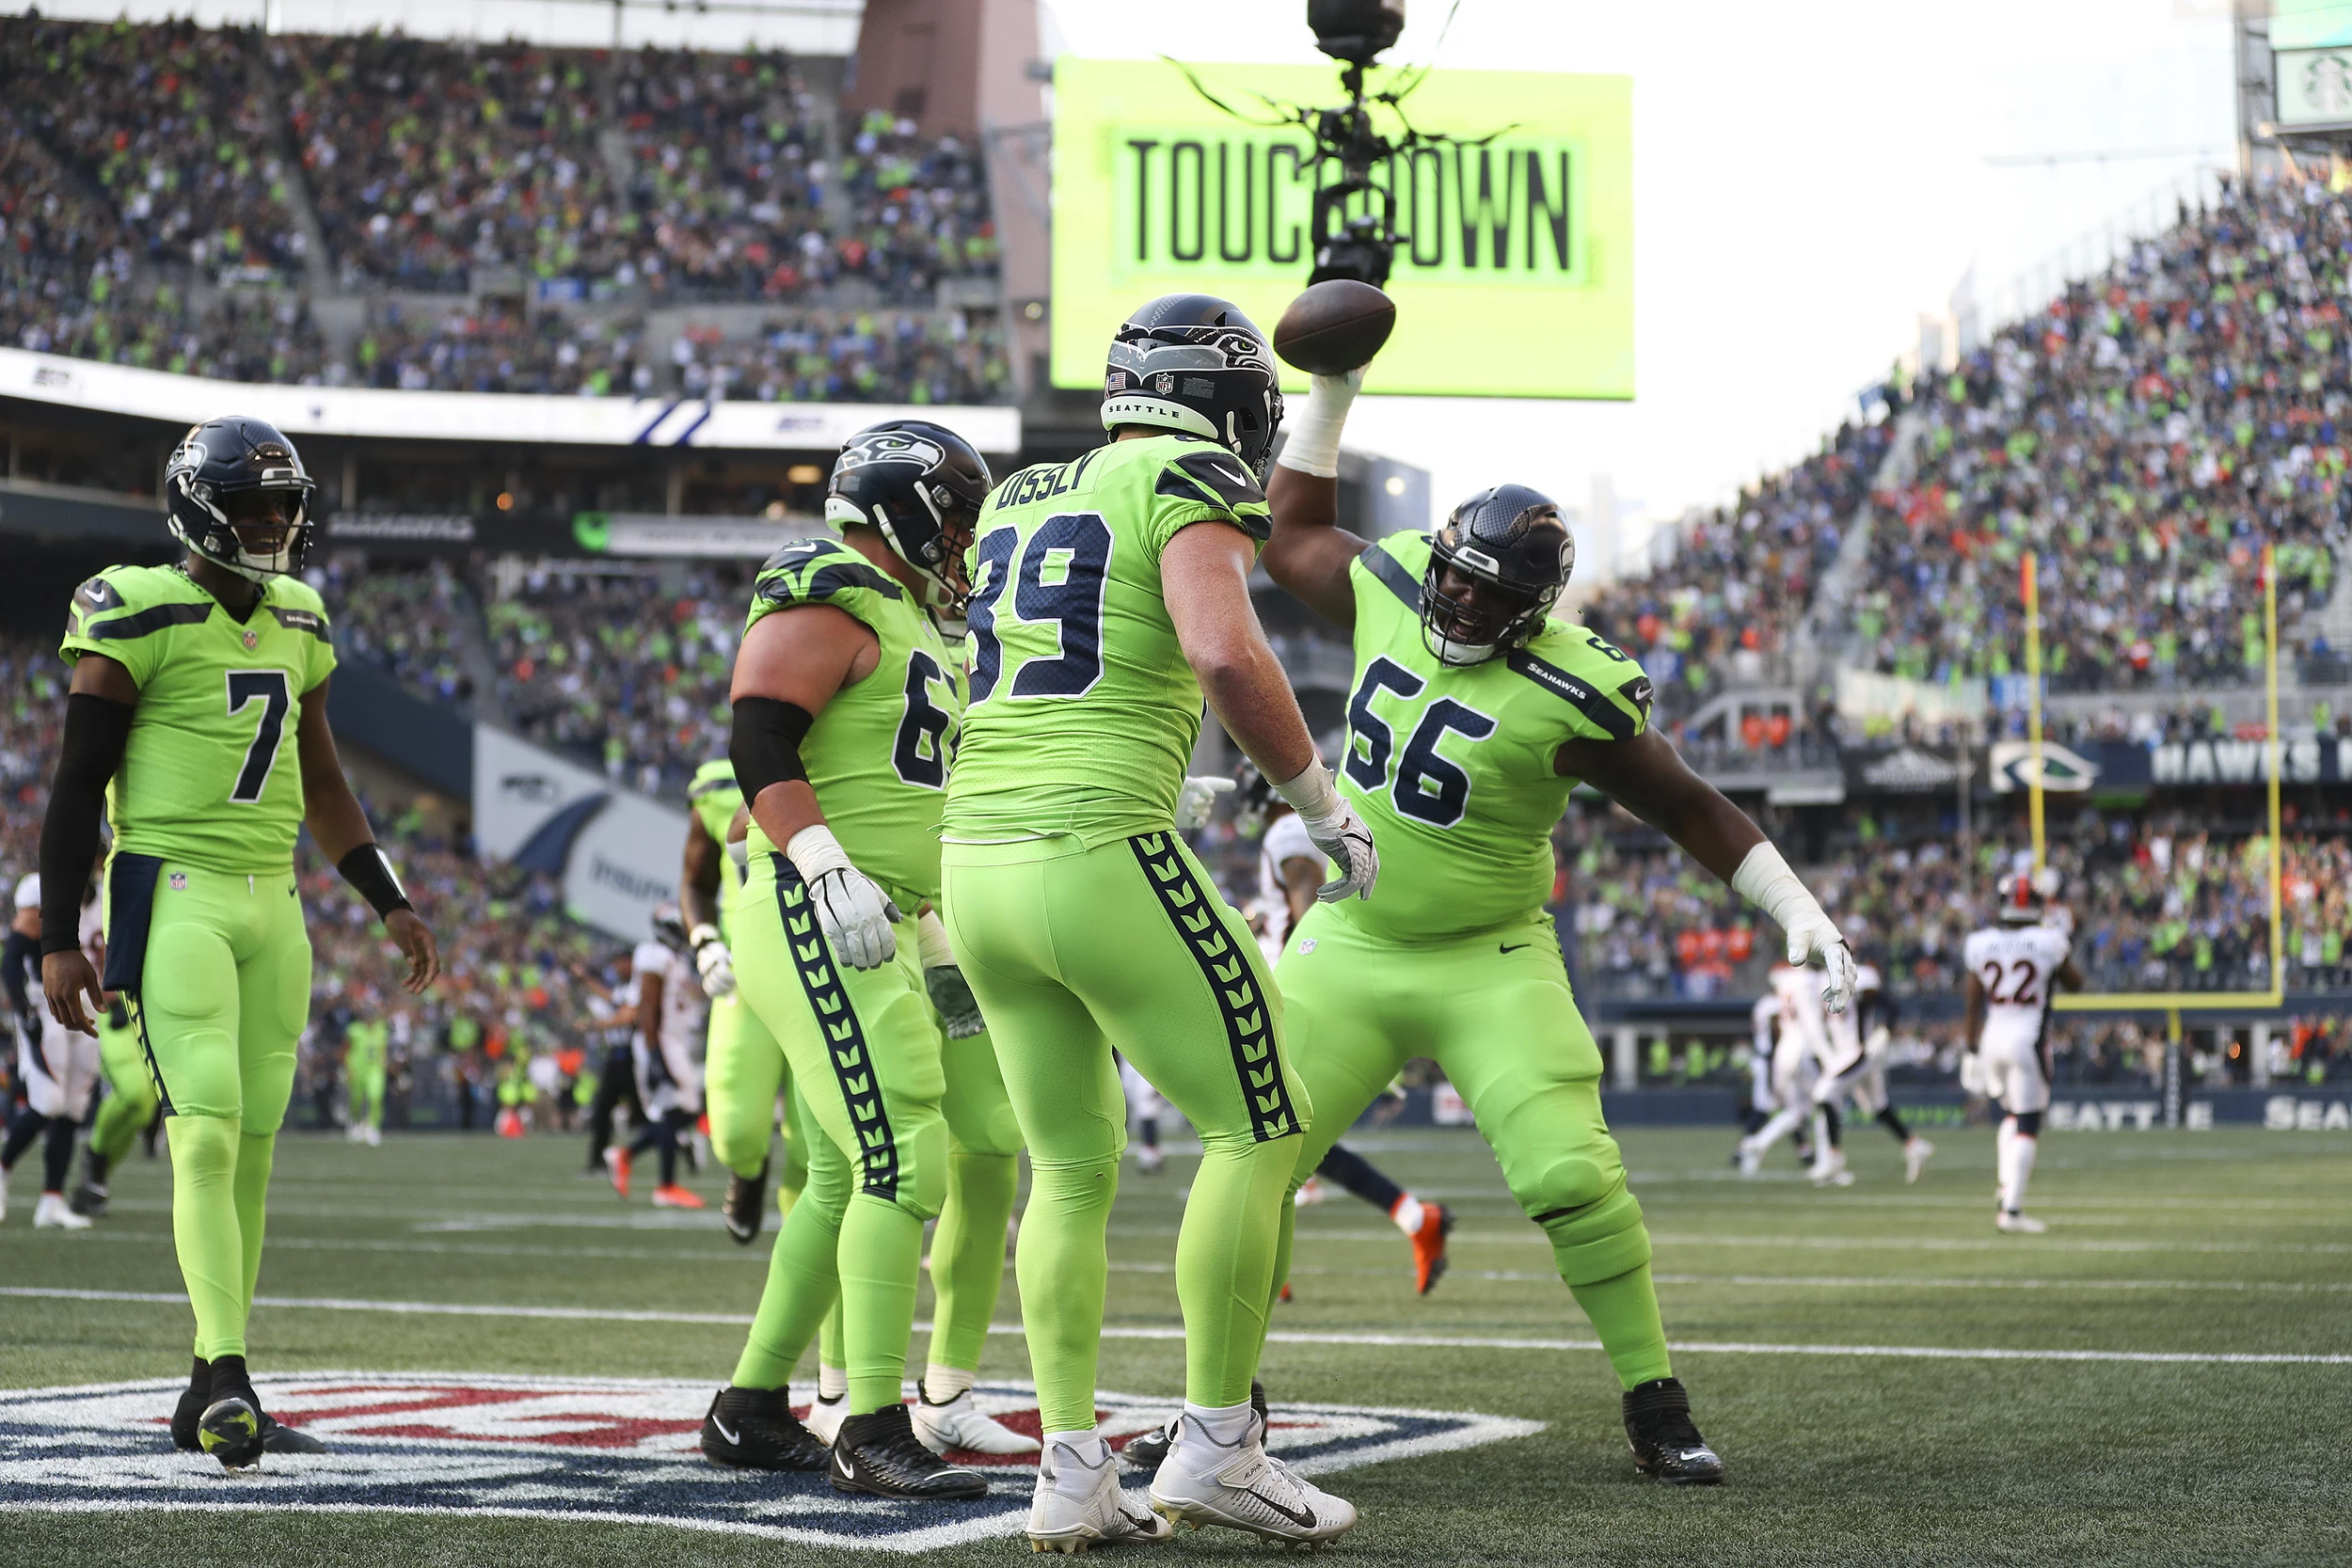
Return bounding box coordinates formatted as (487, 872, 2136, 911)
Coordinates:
(1962, 922, 2072, 1113)
(61, 563, 336, 872)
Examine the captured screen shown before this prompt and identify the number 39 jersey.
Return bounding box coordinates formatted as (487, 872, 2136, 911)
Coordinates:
(1963, 924, 2071, 1051)
(1335, 532, 1653, 944)
(59, 563, 337, 874)
(742, 538, 962, 911)
(944, 433, 1272, 847)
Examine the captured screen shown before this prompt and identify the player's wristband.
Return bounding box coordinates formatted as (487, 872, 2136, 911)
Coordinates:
(1730, 842, 1827, 935)
(784, 823, 854, 884)
(1270, 757, 1344, 825)
(1273, 372, 1359, 480)
(337, 843, 412, 920)
(916, 908, 957, 971)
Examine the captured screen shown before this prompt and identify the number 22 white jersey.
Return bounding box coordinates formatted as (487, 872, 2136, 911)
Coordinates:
(1962, 925, 2071, 1053)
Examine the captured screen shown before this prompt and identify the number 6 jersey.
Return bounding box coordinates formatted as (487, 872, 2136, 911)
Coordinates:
(1335, 531, 1653, 943)
(742, 537, 962, 911)
(59, 563, 336, 873)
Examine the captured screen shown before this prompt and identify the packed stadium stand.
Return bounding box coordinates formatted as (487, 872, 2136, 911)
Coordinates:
(0, 17, 1007, 402)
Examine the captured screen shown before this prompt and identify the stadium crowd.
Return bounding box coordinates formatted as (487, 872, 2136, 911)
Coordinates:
(675, 307, 1009, 404)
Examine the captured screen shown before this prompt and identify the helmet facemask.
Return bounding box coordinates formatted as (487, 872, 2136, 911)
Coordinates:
(167, 434, 315, 584)
(1420, 538, 1563, 666)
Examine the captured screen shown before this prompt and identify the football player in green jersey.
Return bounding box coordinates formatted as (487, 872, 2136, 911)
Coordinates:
(940, 295, 1376, 1550)
(343, 1013, 388, 1146)
(680, 756, 809, 1244)
(39, 416, 440, 1471)
(699, 419, 1024, 1498)
(1258, 369, 1859, 1486)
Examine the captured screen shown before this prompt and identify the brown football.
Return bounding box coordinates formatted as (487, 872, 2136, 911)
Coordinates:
(1273, 279, 1396, 375)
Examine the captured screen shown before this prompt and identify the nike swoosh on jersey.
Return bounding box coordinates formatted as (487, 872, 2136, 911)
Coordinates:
(1500, 942, 1531, 953)
(1239, 1486, 1318, 1528)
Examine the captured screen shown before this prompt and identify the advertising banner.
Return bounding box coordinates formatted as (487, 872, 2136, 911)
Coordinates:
(471, 726, 689, 942)
(1050, 58, 1633, 400)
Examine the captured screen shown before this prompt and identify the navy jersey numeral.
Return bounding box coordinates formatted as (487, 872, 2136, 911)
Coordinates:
(1342, 657, 1497, 828)
(226, 669, 292, 803)
(967, 512, 1113, 704)
(893, 649, 954, 788)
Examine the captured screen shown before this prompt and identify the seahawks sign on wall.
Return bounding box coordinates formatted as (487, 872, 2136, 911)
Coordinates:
(1051, 59, 1633, 400)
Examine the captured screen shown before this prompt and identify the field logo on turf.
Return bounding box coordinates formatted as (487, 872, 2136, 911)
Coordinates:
(0, 1372, 1542, 1551)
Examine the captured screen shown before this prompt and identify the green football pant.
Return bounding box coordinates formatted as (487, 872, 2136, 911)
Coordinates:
(943, 832, 1307, 1434)
(88, 1007, 158, 1164)
(930, 1021, 1024, 1374)
(1272, 904, 1671, 1391)
(703, 988, 809, 1205)
(347, 1042, 386, 1130)
(110, 860, 309, 1362)
(731, 854, 947, 1415)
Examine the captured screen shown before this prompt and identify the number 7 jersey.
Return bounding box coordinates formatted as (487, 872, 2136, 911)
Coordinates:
(59, 563, 337, 874)
(1335, 532, 1654, 942)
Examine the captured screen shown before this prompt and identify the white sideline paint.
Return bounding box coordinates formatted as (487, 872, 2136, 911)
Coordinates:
(7, 1287, 2347, 1367)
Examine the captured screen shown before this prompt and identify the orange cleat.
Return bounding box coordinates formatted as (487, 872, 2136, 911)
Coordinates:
(652, 1183, 706, 1210)
(1409, 1202, 1454, 1295)
(607, 1148, 632, 1199)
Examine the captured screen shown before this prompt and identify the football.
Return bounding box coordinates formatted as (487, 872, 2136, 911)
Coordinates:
(1273, 279, 1397, 375)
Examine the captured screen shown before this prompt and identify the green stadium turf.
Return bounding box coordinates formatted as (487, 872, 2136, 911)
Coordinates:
(3, 1123, 2348, 1567)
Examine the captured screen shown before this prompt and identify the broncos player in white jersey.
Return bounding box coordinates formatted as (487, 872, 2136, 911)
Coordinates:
(1810, 962, 1934, 1183)
(1737, 961, 1835, 1180)
(1963, 877, 2079, 1232)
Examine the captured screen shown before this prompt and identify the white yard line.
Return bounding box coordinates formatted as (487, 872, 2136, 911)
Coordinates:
(6, 1286, 2345, 1367)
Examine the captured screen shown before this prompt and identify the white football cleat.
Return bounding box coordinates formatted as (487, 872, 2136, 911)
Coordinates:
(1808, 1149, 1853, 1187)
(914, 1388, 1041, 1456)
(33, 1193, 92, 1230)
(0, 1164, 10, 1223)
(1735, 1140, 1763, 1179)
(1292, 1175, 1329, 1207)
(803, 1391, 848, 1447)
(1149, 1410, 1356, 1545)
(1995, 1210, 2047, 1235)
(364, 1123, 382, 1148)
(1134, 1143, 1165, 1175)
(1903, 1136, 1934, 1184)
(1027, 1433, 1171, 1553)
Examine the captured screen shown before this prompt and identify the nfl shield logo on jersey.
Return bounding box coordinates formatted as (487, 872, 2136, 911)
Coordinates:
(243, 629, 259, 649)
(0, 1372, 1541, 1550)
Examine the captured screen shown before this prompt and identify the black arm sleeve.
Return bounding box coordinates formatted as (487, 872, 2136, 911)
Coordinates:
(728, 696, 814, 803)
(40, 692, 134, 957)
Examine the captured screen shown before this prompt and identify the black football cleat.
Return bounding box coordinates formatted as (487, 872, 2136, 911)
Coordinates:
(1118, 1379, 1267, 1475)
(701, 1385, 830, 1472)
(170, 1355, 211, 1450)
(1622, 1377, 1724, 1485)
(722, 1158, 769, 1246)
(69, 1180, 109, 1217)
(829, 1403, 989, 1499)
(199, 1356, 265, 1472)
(260, 1410, 329, 1454)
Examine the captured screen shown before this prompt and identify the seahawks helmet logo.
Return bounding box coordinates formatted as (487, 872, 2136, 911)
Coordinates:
(835, 430, 945, 475)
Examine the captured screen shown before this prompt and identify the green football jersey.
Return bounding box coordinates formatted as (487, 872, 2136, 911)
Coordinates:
(687, 756, 747, 932)
(1332, 532, 1653, 943)
(944, 434, 1271, 846)
(740, 536, 962, 910)
(59, 563, 338, 875)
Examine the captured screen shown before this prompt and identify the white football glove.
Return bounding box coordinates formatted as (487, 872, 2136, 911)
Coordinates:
(689, 923, 736, 998)
(916, 910, 985, 1039)
(1173, 774, 1236, 830)
(1791, 920, 1858, 1015)
(1731, 841, 1854, 1012)
(786, 825, 901, 971)
(1271, 759, 1378, 903)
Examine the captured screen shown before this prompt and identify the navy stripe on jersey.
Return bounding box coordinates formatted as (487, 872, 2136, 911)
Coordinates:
(1506, 649, 1637, 739)
(77, 601, 212, 641)
(1359, 542, 1422, 608)
(267, 606, 331, 641)
(769, 853, 900, 1200)
(756, 559, 904, 607)
(1152, 450, 1269, 537)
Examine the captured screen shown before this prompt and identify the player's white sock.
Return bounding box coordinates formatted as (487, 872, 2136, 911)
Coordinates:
(1181, 1400, 1255, 1449)
(818, 1363, 849, 1401)
(1390, 1194, 1425, 1236)
(924, 1363, 975, 1402)
(1041, 1428, 1110, 1485)
(2009, 1132, 2039, 1212)
(1994, 1119, 2017, 1210)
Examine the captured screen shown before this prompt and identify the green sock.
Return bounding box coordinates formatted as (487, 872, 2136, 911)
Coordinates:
(839, 1196, 925, 1415)
(731, 1144, 851, 1388)
(1567, 1261, 1675, 1389)
(1015, 1154, 1119, 1433)
(927, 1149, 1017, 1376)
(1175, 1132, 1300, 1409)
(166, 1115, 246, 1359)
